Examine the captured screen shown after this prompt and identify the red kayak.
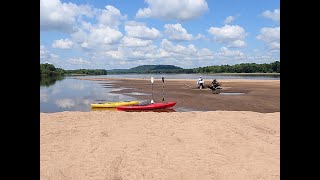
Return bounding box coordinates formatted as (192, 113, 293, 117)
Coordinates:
(116, 101, 176, 111)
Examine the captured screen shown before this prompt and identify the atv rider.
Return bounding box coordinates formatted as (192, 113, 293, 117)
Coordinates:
(209, 79, 222, 92)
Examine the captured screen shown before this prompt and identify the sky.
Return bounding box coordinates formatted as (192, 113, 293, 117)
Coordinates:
(40, 0, 280, 70)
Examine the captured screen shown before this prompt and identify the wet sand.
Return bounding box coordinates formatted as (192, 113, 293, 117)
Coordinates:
(80, 78, 280, 113)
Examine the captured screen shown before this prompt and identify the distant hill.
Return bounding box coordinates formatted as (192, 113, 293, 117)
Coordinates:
(108, 65, 185, 74)
(129, 65, 182, 72)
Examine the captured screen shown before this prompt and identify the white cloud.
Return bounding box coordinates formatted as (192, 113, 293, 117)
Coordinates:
(125, 21, 145, 26)
(55, 98, 76, 108)
(194, 34, 206, 40)
(163, 24, 206, 41)
(61, 57, 95, 70)
(136, 0, 208, 20)
(80, 42, 90, 49)
(121, 36, 153, 47)
(52, 39, 73, 49)
(40, 0, 94, 33)
(40, 45, 47, 59)
(202, 47, 247, 65)
(208, 25, 246, 41)
(208, 25, 247, 48)
(216, 47, 245, 58)
(243, 50, 279, 64)
(88, 26, 123, 44)
(98, 39, 215, 68)
(97, 5, 127, 29)
(40, 45, 59, 63)
(67, 58, 91, 65)
(105, 50, 124, 60)
(159, 39, 214, 59)
(40, 45, 93, 69)
(104, 46, 160, 61)
(43, 4, 125, 50)
(224, 16, 235, 24)
(228, 40, 246, 48)
(261, 9, 280, 22)
(164, 23, 193, 41)
(71, 25, 123, 50)
(268, 42, 280, 50)
(125, 23, 160, 39)
(71, 28, 87, 44)
(257, 27, 280, 50)
(50, 54, 60, 59)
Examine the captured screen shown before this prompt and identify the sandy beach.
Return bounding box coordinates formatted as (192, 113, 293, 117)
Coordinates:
(41, 111, 279, 180)
(40, 78, 280, 179)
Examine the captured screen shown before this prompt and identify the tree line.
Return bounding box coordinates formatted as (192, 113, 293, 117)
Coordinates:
(65, 69, 107, 75)
(41, 61, 280, 76)
(109, 61, 280, 74)
(193, 61, 280, 73)
(40, 63, 65, 76)
(40, 63, 107, 77)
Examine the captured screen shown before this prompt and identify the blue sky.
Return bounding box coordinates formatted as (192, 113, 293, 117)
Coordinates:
(40, 0, 280, 70)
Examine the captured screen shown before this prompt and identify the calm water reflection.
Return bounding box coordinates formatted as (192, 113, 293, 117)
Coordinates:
(40, 77, 137, 113)
(40, 75, 64, 87)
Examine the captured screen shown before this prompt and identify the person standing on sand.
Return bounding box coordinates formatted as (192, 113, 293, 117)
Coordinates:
(197, 76, 204, 89)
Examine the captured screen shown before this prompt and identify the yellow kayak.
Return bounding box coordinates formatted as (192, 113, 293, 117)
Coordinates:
(91, 107, 117, 111)
(91, 101, 139, 108)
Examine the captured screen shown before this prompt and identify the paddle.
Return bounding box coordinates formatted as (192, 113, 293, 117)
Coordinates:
(151, 77, 154, 103)
(162, 77, 165, 102)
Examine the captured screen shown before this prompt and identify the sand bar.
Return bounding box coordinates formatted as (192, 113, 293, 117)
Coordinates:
(79, 78, 280, 113)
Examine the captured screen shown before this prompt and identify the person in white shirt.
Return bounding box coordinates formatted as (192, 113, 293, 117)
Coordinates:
(197, 76, 204, 89)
